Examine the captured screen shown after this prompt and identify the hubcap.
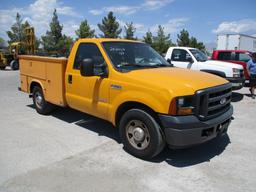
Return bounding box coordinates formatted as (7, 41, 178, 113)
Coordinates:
(133, 127, 145, 141)
(35, 92, 43, 109)
(126, 120, 150, 150)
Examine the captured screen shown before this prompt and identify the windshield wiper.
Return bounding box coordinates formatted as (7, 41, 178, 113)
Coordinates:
(117, 64, 152, 68)
(117, 63, 173, 69)
(153, 63, 173, 67)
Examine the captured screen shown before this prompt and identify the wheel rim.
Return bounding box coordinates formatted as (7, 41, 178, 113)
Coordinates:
(126, 120, 150, 150)
(35, 91, 43, 109)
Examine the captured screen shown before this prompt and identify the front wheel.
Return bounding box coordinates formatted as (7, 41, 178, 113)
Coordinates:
(32, 86, 54, 115)
(119, 109, 165, 159)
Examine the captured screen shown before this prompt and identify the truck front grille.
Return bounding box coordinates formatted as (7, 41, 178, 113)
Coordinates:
(195, 83, 232, 120)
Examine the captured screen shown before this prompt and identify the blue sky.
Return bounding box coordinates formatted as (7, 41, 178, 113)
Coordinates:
(0, 0, 256, 44)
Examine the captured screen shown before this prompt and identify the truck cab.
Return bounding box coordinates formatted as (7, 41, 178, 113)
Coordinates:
(165, 47, 245, 90)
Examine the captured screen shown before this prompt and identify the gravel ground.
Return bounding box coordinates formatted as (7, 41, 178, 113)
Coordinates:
(0, 68, 256, 192)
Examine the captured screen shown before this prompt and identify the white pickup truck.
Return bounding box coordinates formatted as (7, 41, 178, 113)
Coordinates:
(165, 47, 245, 90)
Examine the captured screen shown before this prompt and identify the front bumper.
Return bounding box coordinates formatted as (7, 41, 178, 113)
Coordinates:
(226, 77, 245, 90)
(158, 106, 233, 149)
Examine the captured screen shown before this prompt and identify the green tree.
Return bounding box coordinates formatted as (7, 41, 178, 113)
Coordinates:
(189, 36, 198, 48)
(41, 8, 63, 53)
(75, 19, 95, 39)
(41, 9, 72, 56)
(0, 37, 6, 48)
(124, 22, 136, 40)
(6, 13, 31, 46)
(97, 11, 122, 38)
(143, 30, 153, 46)
(153, 25, 174, 54)
(177, 29, 205, 50)
(57, 35, 74, 57)
(189, 36, 205, 50)
(177, 29, 190, 47)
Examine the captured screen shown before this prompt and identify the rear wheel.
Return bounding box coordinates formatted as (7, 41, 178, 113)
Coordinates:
(10, 60, 19, 70)
(32, 86, 54, 115)
(119, 109, 165, 159)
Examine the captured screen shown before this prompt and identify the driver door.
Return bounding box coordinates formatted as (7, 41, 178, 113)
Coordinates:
(170, 49, 194, 69)
(65, 43, 110, 120)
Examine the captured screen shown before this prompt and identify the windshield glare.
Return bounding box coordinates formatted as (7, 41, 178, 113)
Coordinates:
(102, 42, 170, 71)
(189, 49, 208, 62)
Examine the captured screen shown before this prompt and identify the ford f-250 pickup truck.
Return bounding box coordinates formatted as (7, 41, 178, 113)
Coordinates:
(165, 47, 245, 90)
(19, 39, 233, 159)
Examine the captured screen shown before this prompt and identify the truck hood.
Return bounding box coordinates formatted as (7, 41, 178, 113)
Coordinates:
(203, 60, 243, 69)
(124, 67, 228, 96)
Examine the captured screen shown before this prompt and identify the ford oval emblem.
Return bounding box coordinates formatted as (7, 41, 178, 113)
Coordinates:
(220, 98, 227, 105)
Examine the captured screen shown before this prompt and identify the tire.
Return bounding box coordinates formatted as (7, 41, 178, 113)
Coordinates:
(32, 86, 54, 115)
(119, 109, 165, 159)
(10, 60, 19, 70)
(0, 66, 6, 70)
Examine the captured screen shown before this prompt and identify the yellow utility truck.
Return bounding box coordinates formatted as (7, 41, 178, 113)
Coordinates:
(19, 38, 233, 159)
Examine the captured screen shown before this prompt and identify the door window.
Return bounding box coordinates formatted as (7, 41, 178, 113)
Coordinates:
(237, 53, 251, 62)
(171, 49, 191, 62)
(73, 43, 105, 70)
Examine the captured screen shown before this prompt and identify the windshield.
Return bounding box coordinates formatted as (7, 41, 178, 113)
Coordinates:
(189, 49, 208, 62)
(102, 42, 171, 72)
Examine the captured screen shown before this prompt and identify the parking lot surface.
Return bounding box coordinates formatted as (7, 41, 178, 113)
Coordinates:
(0, 69, 256, 192)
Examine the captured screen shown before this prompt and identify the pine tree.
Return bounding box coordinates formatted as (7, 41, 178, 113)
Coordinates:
(97, 12, 122, 38)
(189, 37, 198, 48)
(57, 35, 74, 57)
(124, 22, 136, 40)
(177, 29, 206, 50)
(196, 42, 205, 51)
(41, 9, 63, 53)
(177, 29, 190, 47)
(6, 13, 31, 46)
(143, 31, 153, 46)
(75, 20, 95, 39)
(0, 37, 6, 48)
(41, 9, 73, 56)
(153, 25, 174, 54)
(190, 36, 205, 50)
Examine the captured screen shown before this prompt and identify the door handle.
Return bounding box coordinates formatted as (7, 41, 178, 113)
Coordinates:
(68, 74, 72, 84)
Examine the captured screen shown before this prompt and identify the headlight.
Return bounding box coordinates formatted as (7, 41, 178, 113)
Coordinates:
(233, 68, 240, 77)
(169, 95, 195, 115)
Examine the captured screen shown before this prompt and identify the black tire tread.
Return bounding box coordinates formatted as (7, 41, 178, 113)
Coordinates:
(119, 109, 165, 159)
(32, 86, 54, 115)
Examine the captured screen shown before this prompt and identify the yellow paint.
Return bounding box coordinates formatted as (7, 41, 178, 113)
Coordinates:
(19, 38, 228, 125)
(19, 55, 67, 106)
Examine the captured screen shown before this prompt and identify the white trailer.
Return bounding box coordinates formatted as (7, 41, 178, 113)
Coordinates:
(217, 34, 256, 52)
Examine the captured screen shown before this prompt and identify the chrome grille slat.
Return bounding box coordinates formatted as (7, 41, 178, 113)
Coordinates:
(208, 92, 232, 103)
(208, 99, 231, 111)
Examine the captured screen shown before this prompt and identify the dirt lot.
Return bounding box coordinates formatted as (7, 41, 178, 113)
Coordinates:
(0, 69, 256, 192)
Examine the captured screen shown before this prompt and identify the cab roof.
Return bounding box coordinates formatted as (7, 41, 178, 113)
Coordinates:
(213, 50, 251, 53)
(77, 38, 144, 44)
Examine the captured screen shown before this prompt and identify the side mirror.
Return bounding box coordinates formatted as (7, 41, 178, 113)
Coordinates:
(80, 58, 94, 76)
(167, 58, 174, 67)
(187, 57, 194, 63)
